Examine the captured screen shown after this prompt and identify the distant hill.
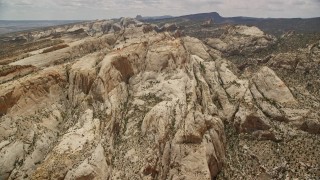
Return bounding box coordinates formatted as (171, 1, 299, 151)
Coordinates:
(144, 12, 320, 35)
(178, 12, 224, 22)
(136, 15, 173, 21)
(227, 17, 320, 35)
(2, 12, 319, 36)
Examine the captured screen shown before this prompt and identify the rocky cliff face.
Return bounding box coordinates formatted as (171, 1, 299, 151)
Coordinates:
(0, 19, 319, 179)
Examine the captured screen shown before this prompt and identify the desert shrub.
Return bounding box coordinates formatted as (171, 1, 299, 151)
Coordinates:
(0, 65, 35, 77)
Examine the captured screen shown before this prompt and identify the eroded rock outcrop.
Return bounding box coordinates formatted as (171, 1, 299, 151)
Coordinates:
(1, 25, 226, 180)
(205, 25, 276, 56)
(0, 21, 319, 179)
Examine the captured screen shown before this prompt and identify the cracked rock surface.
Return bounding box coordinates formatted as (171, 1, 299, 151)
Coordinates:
(0, 19, 319, 179)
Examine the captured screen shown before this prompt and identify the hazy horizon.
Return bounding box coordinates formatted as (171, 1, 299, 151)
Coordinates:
(1, 12, 320, 21)
(0, 0, 320, 20)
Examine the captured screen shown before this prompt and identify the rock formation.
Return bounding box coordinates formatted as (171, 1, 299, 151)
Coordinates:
(205, 25, 276, 56)
(0, 18, 319, 179)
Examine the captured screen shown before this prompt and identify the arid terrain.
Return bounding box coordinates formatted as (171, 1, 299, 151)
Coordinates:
(0, 14, 319, 179)
(0, 20, 84, 35)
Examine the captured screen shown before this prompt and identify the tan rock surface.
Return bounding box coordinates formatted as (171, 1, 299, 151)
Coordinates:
(0, 20, 319, 180)
(205, 25, 276, 56)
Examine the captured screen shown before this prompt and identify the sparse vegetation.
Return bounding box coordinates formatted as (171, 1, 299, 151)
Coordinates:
(42, 44, 69, 53)
(0, 39, 64, 64)
(199, 62, 206, 73)
(141, 93, 162, 105)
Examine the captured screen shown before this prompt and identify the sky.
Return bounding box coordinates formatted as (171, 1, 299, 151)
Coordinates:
(0, 0, 320, 20)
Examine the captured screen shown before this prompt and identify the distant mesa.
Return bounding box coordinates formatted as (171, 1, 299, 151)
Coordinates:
(179, 12, 223, 22)
(135, 15, 173, 21)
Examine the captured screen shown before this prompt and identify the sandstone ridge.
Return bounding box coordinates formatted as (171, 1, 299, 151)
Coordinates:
(0, 18, 319, 179)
